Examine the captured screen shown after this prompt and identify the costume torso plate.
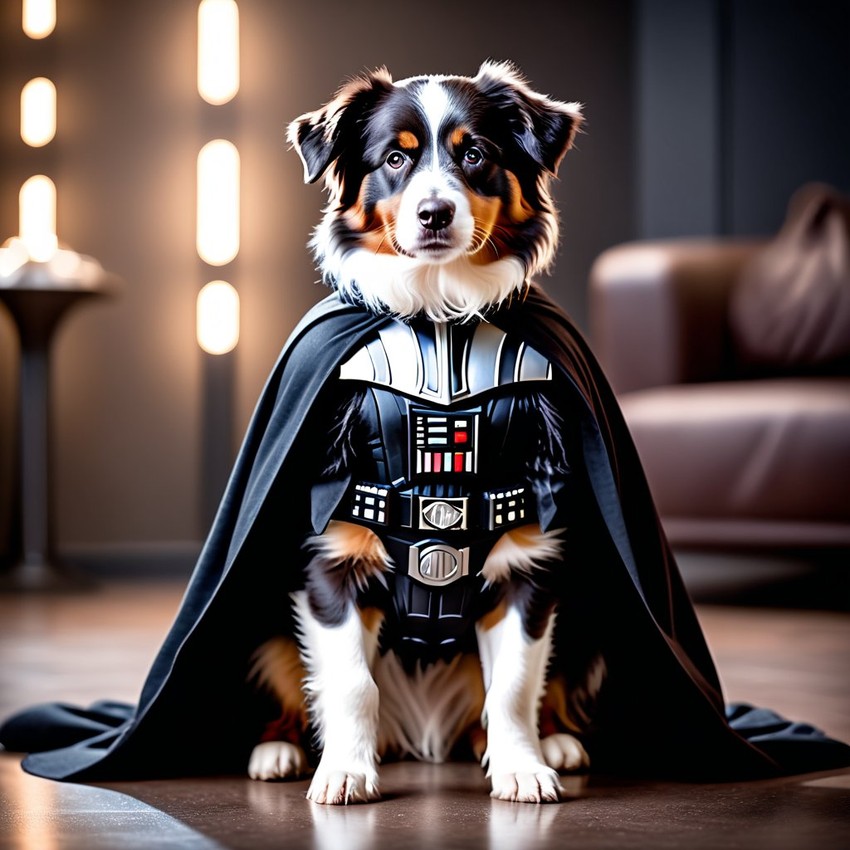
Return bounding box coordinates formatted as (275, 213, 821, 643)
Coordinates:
(333, 317, 554, 662)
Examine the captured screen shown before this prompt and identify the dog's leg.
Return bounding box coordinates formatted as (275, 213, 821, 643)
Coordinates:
(296, 592, 381, 804)
(248, 636, 310, 781)
(292, 520, 390, 805)
(538, 672, 595, 772)
(476, 602, 563, 803)
(476, 522, 571, 802)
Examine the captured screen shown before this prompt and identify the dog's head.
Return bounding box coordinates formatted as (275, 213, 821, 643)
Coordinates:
(289, 61, 582, 321)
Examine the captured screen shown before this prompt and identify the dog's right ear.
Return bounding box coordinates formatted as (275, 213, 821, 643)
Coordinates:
(288, 68, 395, 184)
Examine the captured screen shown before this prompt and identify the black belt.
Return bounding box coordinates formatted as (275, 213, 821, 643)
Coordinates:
(347, 482, 534, 534)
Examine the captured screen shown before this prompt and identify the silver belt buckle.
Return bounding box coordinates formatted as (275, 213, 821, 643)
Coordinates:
(417, 496, 468, 531)
(408, 542, 470, 587)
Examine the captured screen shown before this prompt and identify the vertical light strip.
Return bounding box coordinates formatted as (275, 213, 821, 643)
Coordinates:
(20, 2, 59, 260)
(19, 175, 58, 262)
(196, 2, 241, 356)
(21, 77, 57, 147)
(22, 0, 56, 39)
(197, 139, 240, 266)
(197, 281, 240, 354)
(198, 0, 240, 105)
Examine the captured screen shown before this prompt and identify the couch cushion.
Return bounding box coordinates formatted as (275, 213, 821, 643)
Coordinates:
(619, 378, 850, 529)
(729, 183, 850, 374)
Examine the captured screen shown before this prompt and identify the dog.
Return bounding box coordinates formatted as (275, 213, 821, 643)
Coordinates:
(245, 61, 601, 805)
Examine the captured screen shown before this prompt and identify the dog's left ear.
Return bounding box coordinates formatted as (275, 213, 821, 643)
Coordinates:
(474, 61, 583, 175)
(288, 68, 395, 184)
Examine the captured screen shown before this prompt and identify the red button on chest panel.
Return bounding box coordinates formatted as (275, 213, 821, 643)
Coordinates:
(412, 411, 478, 475)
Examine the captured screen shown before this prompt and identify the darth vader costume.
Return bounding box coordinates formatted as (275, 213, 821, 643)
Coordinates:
(2, 286, 849, 782)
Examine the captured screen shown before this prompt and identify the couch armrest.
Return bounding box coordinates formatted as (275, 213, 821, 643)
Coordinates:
(588, 238, 766, 394)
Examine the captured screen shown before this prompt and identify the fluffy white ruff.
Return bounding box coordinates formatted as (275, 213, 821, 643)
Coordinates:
(373, 652, 484, 763)
(315, 238, 527, 322)
(292, 591, 381, 804)
(480, 524, 565, 585)
(477, 606, 563, 803)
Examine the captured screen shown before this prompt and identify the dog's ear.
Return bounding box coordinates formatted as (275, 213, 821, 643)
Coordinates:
(474, 60, 583, 175)
(288, 68, 395, 184)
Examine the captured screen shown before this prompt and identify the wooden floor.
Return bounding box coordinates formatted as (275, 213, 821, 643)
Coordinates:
(0, 576, 848, 850)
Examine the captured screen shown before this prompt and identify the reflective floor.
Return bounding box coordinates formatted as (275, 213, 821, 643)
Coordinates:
(1, 579, 849, 850)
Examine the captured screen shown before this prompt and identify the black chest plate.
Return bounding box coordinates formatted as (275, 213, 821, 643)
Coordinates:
(335, 318, 553, 662)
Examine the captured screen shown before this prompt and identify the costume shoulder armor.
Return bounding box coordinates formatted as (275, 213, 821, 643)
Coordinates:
(339, 319, 551, 405)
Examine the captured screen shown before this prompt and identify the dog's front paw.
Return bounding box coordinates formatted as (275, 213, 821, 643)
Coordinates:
(248, 741, 308, 781)
(306, 765, 380, 805)
(540, 733, 590, 772)
(489, 766, 563, 803)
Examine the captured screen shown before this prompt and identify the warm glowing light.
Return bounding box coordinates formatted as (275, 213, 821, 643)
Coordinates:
(19, 175, 58, 262)
(0, 238, 30, 278)
(22, 0, 56, 39)
(197, 280, 240, 354)
(197, 139, 240, 266)
(21, 77, 57, 147)
(198, 0, 240, 105)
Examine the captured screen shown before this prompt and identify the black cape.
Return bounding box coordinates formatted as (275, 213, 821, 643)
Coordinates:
(2, 288, 849, 782)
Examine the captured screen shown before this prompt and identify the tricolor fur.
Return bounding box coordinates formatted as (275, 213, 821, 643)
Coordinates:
(249, 62, 600, 806)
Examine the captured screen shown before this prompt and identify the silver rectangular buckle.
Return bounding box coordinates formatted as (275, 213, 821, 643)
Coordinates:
(408, 542, 470, 587)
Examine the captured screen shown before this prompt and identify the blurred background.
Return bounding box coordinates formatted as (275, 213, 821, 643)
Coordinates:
(0, 0, 848, 591)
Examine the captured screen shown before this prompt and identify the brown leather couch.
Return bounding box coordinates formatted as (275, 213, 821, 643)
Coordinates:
(588, 238, 850, 551)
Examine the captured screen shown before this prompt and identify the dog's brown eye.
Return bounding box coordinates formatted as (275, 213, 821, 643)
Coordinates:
(463, 147, 483, 166)
(386, 151, 406, 169)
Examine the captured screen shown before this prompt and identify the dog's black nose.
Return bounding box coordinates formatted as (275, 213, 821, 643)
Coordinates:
(417, 198, 455, 231)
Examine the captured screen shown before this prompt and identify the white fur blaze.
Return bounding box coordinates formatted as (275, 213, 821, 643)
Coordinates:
(477, 606, 563, 803)
(293, 592, 381, 804)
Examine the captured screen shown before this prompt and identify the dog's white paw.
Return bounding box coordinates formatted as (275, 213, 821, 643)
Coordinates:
(248, 741, 308, 781)
(306, 765, 380, 805)
(490, 766, 563, 803)
(540, 733, 590, 772)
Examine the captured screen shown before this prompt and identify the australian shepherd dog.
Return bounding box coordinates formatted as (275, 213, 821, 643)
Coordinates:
(247, 61, 600, 804)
